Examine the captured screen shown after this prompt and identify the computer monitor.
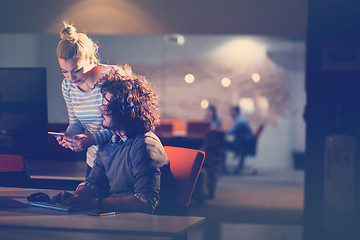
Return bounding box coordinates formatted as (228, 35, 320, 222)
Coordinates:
(0, 68, 48, 157)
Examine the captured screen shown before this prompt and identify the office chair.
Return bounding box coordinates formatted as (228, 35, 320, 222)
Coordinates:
(163, 146, 205, 210)
(0, 154, 28, 187)
(232, 122, 266, 175)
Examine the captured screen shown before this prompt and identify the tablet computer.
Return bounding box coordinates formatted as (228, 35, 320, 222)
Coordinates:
(48, 131, 65, 136)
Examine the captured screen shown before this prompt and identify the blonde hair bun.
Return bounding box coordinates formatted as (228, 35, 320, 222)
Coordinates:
(60, 23, 78, 43)
(57, 22, 99, 63)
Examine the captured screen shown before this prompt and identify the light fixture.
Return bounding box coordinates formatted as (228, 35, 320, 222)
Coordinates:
(200, 99, 209, 109)
(252, 73, 261, 82)
(221, 77, 231, 87)
(211, 37, 266, 65)
(164, 34, 185, 45)
(184, 74, 195, 84)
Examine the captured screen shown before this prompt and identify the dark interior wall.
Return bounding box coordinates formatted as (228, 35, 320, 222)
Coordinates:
(305, 0, 360, 238)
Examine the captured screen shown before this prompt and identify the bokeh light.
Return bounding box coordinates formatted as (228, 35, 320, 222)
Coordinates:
(252, 73, 261, 82)
(221, 77, 231, 87)
(200, 99, 209, 109)
(184, 73, 195, 84)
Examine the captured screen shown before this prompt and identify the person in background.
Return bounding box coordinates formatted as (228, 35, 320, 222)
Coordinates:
(52, 68, 175, 214)
(55, 22, 122, 176)
(192, 105, 224, 203)
(204, 105, 222, 129)
(224, 105, 253, 174)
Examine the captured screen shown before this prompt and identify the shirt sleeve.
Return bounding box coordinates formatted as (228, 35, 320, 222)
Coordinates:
(130, 136, 168, 213)
(93, 129, 114, 145)
(226, 119, 238, 136)
(61, 79, 85, 136)
(80, 154, 110, 197)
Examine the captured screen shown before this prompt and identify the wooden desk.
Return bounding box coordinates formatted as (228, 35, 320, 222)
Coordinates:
(0, 187, 206, 240)
(1, 228, 171, 240)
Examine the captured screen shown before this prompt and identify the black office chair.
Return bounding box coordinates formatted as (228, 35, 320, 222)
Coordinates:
(230, 122, 265, 175)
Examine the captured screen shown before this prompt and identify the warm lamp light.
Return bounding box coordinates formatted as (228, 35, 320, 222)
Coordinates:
(252, 73, 261, 82)
(239, 98, 255, 114)
(201, 99, 209, 109)
(184, 74, 195, 84)
(211, 38, 266, 65)
(221, 77, 231, 87)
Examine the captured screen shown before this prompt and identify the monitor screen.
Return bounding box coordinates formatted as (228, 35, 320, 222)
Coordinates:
(0, 68, 48, 157)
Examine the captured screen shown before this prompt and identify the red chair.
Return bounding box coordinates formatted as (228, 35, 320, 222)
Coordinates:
(0, 154, 28, 187)
(164, 146, 205, 208)
(0, 154, 24, 172)
(254, 122, 266, 139)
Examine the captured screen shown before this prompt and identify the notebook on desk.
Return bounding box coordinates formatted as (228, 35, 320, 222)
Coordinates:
(0, 197, 28, 208)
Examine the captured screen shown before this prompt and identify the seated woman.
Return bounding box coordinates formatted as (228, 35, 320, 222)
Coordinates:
(204, 105, 223, 129)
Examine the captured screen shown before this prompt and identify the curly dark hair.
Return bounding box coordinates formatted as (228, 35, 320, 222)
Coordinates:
(100, 66, 160, 138)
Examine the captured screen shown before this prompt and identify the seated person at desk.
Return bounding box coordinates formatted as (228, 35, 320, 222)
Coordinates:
(224, 106, 253, 174)
(204, 104, 222, 129)
(52, 67, 175, 214)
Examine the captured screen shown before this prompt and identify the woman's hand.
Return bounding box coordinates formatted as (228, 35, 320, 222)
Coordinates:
(64, 133, 96, 152)
(55, 132, 71, 148)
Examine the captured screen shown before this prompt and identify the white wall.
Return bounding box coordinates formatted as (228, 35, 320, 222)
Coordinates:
(0, 34, 40, 67)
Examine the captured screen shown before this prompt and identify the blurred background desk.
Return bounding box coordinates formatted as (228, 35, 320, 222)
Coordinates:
(26, 159, 86, 190)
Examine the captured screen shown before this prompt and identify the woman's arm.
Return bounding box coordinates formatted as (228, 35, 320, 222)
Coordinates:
(62, 79, 85, 135)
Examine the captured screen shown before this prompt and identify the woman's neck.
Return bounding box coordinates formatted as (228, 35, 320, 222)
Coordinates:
(79, 65, 103, 91)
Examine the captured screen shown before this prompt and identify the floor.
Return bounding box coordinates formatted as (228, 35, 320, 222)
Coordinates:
(187, 168, 304, 240)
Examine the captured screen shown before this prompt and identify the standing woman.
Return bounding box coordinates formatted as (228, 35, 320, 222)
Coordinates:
(55, 22, 121, 176)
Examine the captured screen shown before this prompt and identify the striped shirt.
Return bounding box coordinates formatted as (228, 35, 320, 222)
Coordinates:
(61, 65, 116, 167)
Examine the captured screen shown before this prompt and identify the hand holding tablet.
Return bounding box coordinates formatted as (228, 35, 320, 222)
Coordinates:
(48, 131, 66, 136)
